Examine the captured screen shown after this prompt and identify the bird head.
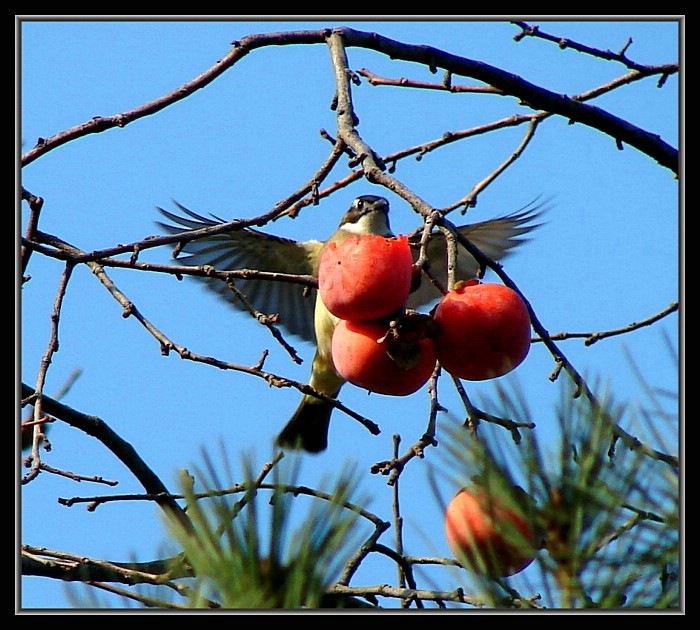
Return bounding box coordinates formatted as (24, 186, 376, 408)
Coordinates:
(336, 195, 392, 238)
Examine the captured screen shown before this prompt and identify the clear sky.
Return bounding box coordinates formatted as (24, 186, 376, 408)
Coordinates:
(19, 18, 681, 610)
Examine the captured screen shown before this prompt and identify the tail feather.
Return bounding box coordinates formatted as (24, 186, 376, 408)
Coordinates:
(276, 395, 335, 453)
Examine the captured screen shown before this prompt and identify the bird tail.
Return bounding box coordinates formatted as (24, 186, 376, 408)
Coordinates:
(276, 394, 335, 453)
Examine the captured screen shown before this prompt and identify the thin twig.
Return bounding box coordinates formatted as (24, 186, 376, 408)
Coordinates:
(370, 364, 443, 483)
(337, 518, 392, 587)
(390, 435, 407, 597)
(21, 383, 193, 533)
(450, 373, 535, 443)
(85, 581, 190, 609)
(327, 582, 483, 607)
(536, 302, 679, 346)
(511, 21, 669, 73)
(58, 479, 386, 529)
(23, 237, 318, 290)
(23, 262, 74, 484)
(30, 231, 378, 435)
(29, 461, 119, 486)
(224, 278, 303, 364)
(357, 67, 503, 94)
(413, 210, 441, 272)
(21, 187, 44, 275)
(453, 116, 542, 212)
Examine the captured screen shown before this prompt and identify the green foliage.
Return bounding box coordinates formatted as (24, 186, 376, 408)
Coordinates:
(167, 450, 366, 609)
(62, 352, 679, 610)
(435, 374, 679, 609)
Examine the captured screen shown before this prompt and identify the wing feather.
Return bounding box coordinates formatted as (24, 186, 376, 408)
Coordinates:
(157, 199, 545, 339)
(407, 200, 546, 308)
(157, 202, 322, 343)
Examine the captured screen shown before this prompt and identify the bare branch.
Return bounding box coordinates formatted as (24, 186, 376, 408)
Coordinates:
(451, 116, 542, 212)
(22, 27, 677, 173)
(357, 67, 503, 94)
(22, 544, 190, 585)
(440, 219, 679, 469)
(449, 374, 535, 443)
(512, 21, 674, 73)
(20, 384, 192, 533)
(337, 27, 678, 172)
(23, 262, 74, 484)
(537, 302, 679, 346)
(21, 187, 44, 275)
(224, 278, 303, 365)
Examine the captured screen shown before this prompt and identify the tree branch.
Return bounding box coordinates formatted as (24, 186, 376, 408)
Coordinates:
(538, 301, 679, 346)
(20, 384, 192, 533)
(512, 21, 674, 75)
(22, 27, 678, 173)
(26, 230, 378, 436)
(335, 27, 678, 173)
(22, 544, 190, 585)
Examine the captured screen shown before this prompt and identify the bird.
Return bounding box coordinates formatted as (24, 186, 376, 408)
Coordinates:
(157, 195, 543, 452)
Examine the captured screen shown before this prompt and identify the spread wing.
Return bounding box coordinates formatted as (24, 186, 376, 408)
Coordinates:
(157, 201, 323, 343)
(407, 200, 545, 309)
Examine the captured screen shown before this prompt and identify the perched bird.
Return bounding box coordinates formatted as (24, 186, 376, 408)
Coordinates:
(157, 195, 542, 452)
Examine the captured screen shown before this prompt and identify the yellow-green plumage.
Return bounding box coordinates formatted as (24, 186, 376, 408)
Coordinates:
(157, 195, 543, 452)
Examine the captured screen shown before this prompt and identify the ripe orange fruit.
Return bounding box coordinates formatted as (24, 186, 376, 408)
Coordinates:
(445, 486, 538, 577)
(318, 234, 414, 321)
(433, 281, 531, 380)
(331, 318, 437, 396)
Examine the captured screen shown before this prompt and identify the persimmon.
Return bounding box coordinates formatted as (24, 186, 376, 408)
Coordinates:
(445, 486, 538, 578)
(331, 318, 437, 396)
(433, 281, 531, 380)
(318, 234, 414, 321)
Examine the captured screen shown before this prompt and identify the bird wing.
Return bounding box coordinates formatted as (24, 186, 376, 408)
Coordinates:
(157, 201, 323, 343)
(407, 201, 545, 309)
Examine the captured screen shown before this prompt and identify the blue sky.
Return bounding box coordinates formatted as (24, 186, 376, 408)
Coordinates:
(19, 18, 681, 610)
